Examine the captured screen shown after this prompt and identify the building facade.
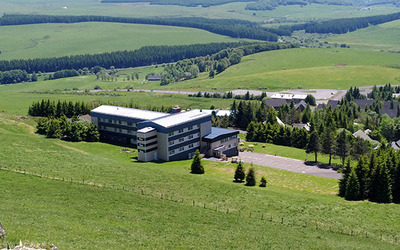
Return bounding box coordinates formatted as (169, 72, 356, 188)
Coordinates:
(91, 105, 239, 162)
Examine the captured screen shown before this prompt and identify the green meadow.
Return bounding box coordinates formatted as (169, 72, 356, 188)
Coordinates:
(327, 19, 400, 52)
(0, 0, 398, 23)
(149, 48, 400, 92)
(0, 112, 400, 248)
(0, 22, 248, 60)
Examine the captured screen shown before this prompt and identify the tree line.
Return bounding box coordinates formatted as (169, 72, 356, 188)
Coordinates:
(339, 148, 400, 203)
(0, 42, 249, 74)
(0, 69, 37, 84)
(246, 0, 351, 11)
(28, 100, 92, 118)
(160, 42, 298, 85)
(101, 0, 253, 7)
(0, 14, 279, 41)
(286, 12, 400, 34)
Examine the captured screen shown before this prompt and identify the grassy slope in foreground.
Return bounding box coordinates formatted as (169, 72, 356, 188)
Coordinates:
(157, 48, 400, 92)
(327, 19, 400, 52)
(0, 22, 248, 60)
(0, 112, 399, 249)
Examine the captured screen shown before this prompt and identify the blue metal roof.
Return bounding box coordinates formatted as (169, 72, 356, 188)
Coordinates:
(203, 127, 239, 142)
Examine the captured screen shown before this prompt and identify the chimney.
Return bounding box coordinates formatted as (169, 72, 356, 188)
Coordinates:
(171, 105, 181, 114)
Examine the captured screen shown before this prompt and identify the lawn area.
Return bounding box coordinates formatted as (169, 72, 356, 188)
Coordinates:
(0, 112, 400, 248)
(0, 22, 248, 60)
(153, 48, 400, 92)
(327, 19, 400, 52)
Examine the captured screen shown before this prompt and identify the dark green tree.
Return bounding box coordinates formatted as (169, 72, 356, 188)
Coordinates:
(345, 168, 361, 201)
(306, 131, 320, 162)
(245, 165, 256, 186)
(322, 128, 336, 165)
(374, 162, 392, 203)
(393, 162, 400, 203)
(234, 161, 245, 183)
(259, 176, 267, 187)
(339, 158, 352, 197)
(355, 155, 370, 200)
(336, 129, 349, 166)
(190, 149, 204, 174)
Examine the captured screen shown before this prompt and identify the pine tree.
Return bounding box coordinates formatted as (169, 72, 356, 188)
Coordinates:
(336, 129, 349, 166)
(259, 176, 267, 187)
(392, 162, 400, 203)
(234, 161, 245, 183)
(322, 128, 336, 165)
(190, 150, 204, 174)
(306, 131, 320, 162)
(245, 165, 256, 186)
(345, 168, 360, 201)
(339, 158, 351, 197)
(355, 155, 370, 200)
(375, 162, 392, 203)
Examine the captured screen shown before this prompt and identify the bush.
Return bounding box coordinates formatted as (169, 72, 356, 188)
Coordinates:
(234, 161, 245, 182)
(259, 176, 267, 187)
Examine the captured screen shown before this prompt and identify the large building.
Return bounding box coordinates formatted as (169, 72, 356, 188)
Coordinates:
(90, 105, 239, 162)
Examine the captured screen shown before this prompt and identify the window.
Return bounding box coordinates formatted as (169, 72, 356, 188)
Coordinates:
(189, 144, 194, 148)
(139, 143, 144, 147)
(118, 128, 122, 133)
(169, 140, 175, 146)
(128, 122, 133, 126)
(188, 126, 193, 130)
(118, 120, 122, 125)
(108, 119, 112, 123)
(168, 132, 175, 136)
(188, 134, 194, 139)
(179, 147, 185, 152)
(179, 129, 184, 133)
(169, 150, 175, 155)
(179, 138, 184, 142)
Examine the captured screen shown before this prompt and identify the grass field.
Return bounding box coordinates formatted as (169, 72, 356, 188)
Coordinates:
(327, 19, 400, 52)
(145, 48, 400, 92)
(0, 22, 248, 60)
(0, 112, 400, 248)
(0, 0, 398, 23)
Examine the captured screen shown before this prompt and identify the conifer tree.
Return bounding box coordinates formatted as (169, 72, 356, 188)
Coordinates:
(355, 155, 370, 199)
(339, 158, 352, 197)
(336, 129, 349, 166)
(234, 161, 245, 183)
(245, 165, 256, 186)
(306, 131, 320, 162)
(259, 176, 267, 187)
(322, 128, 336, 165)
(375, 162, 392, 203)
(190, 150, 204, 174)
(345, 168, 360, 201)
(392, 162, 400, 203)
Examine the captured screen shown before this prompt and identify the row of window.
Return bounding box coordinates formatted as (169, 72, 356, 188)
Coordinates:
(98, 118, 137, 127)
(169, 132, 199, 146)
(168, 125, 198, 137)
(169, 142, 199, 156)
(221, 135, 237, 143)
(99, 125, 136, 135)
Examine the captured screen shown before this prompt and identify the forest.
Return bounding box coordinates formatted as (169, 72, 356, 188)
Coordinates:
(0, 42, 250, 73)
(0, 14, 279, 41)
(0, 69, 37, 84)
(246, 0, 351, 11)
(287, 11, 400, 34)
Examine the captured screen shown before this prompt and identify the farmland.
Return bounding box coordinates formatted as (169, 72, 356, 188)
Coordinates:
(148, 48, 400, 92)
(0, 112, 400, 248)
(0, 22, 248, 60)
(327, 19, 400, 52)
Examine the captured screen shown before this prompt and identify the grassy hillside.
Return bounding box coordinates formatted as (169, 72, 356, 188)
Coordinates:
(0, 112, 400, 248)
(0, 22, 248, 60)
(327, 19, 400, 52)
(154, 48, 400, 91)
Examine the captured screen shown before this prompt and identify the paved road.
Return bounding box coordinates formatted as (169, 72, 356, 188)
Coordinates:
(238, 152, 342, 179)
